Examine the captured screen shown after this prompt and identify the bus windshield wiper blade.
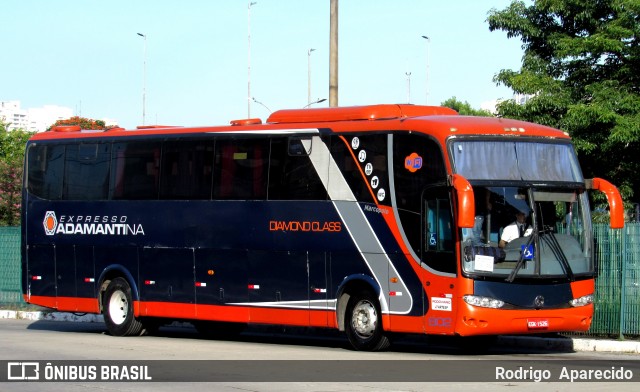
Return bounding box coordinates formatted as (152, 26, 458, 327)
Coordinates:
(541, 231, 574, 281)
(506, 232, 536, 283)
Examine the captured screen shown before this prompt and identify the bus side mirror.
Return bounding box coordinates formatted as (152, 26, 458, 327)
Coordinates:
(451, 174, 475, 228)
(586, 178, 624, 229)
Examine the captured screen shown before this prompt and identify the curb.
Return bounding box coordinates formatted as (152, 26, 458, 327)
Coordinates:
(0, 309, 103, 323)
(498, 335, 640, 354)
(2, 310, 638, 354)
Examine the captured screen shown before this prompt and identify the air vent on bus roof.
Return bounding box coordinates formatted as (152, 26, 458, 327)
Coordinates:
(51, 125, 82, 132)
(230, 118, 263, 126)
(136, 125, 183, 130)
(266, 104, 457, 124)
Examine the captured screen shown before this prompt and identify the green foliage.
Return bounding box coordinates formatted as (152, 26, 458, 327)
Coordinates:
(0, 119, 34, 226)
(488, 0, 640, 215)
(441, 97, 494, 117)
(47, 116, 107, 131)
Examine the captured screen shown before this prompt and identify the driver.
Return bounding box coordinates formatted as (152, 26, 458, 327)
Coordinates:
(499, 211, 532, 248)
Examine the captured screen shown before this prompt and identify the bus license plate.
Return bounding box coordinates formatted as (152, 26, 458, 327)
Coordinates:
(527, 318, 549, 330)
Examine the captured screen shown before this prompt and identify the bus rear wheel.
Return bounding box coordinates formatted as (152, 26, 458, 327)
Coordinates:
(103, 277, 143, 336)
(345, 291, 390, 351)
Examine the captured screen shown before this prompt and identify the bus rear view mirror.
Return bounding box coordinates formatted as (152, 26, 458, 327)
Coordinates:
(585, 178, 624, 229)
(451, 174, 475, 228)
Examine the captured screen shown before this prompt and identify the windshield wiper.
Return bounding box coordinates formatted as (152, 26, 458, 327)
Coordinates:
(540, 230, 575, 281)
(506, 230, 536, 283)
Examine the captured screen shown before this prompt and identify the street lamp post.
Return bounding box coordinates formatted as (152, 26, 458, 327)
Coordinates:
(137, 32, 147, 125)
(405, 72, 412, 103)
(421, 35, 430, 105)
(303, 98, 326, 108)
(308, 48, 316, 105)
(252, 97, 271, 113)
(248, 2, 257, 118)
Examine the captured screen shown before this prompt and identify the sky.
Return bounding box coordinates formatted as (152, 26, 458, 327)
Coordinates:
(1, 0, 524, 129)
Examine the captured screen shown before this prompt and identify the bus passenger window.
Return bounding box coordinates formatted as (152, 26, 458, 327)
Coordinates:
(64, 143, 111, 200)
(268, 137, 327, 200)
(110, 142, 161, 200)
(27, 144, 65, 200)
(214, 139, 268, 200)
(160, 140, 214, 200)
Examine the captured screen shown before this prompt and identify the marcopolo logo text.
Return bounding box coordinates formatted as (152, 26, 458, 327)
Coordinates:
(43, 211, 145, 236)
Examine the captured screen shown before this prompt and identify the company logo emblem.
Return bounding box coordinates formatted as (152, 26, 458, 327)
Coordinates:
(43, 211, 57, 236)
(404, 152, 423, 173)
(40, 212, 145, 236)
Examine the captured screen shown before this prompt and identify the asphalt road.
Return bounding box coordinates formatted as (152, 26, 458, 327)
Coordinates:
(0, 318, 638, 391)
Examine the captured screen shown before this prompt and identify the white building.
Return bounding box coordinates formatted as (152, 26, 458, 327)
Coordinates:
(0, 101, 28, 130)
(1, 101, 72, 132)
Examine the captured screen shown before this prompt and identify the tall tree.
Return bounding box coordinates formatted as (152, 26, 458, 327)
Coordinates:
(441, 97, 495, 116)
(488, 0, 640, 203)
(0, 120, 33, 226)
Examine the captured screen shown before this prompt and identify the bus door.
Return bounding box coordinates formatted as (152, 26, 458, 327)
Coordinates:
(422, 186, 458, 333)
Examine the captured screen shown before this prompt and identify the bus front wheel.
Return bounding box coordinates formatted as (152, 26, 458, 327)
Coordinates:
(103, 277, 144, 336)
(345, 291, 390, 351)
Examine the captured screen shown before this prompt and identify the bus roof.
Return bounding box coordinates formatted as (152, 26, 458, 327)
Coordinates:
(29, 104, 570, 142)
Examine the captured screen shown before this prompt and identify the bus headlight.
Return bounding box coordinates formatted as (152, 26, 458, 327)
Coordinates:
(463, 295, 505, 309)
(569, 294, 594, 307)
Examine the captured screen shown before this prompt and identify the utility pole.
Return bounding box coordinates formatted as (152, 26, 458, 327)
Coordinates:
(308, 48, 315, 105)
(329, 0, 338, 107)
(137, 33, 147, 125)
(248, 2, 257, 118)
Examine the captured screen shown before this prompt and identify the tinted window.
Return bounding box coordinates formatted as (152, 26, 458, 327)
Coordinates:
(213, 138, 268, 200)
(110, 142, 161, 200)
(160, 140, 214, 200)
(27, 144, 65, 200)
(393, 133, 447, 260)
(393, 133, 446, 213)
(64, 143, 111, 200)
(330, 134, 388, 203)
(268, 137, 327, 200)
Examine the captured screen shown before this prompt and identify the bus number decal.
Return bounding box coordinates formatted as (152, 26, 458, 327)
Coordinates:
(428, 317, 452, 328)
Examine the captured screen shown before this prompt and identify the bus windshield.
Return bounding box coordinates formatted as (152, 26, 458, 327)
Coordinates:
(461, 186, 593, 280)
(451, 140, 583, 182)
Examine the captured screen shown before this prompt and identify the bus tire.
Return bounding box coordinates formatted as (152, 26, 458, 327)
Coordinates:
(345, 290, 390, 351)
(103, 277, 143, 336)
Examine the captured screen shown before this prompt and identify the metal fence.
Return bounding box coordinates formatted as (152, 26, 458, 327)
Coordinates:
(0, 226, 22, 306)
(589, 223, 640, 337)
(1, 224, 639, 337)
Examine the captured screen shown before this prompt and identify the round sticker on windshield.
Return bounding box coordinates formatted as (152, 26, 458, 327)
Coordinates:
(351, 137, 360, 150)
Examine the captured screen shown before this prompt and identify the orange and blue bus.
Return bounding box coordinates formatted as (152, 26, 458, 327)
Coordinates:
(22, 104, 623, 350)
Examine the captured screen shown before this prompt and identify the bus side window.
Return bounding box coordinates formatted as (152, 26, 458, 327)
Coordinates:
(27, 144, 65, 200)
(110, 142, 161, 200)
(160, 140, 214, 200)
(425, 199, 454, 252)
(64, 143, 111, 200)
(268, 137, 327, 201)
(214, 138, 269, 200)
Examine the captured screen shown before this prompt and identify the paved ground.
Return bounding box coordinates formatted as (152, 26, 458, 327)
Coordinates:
(1, 308, 638, 354)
